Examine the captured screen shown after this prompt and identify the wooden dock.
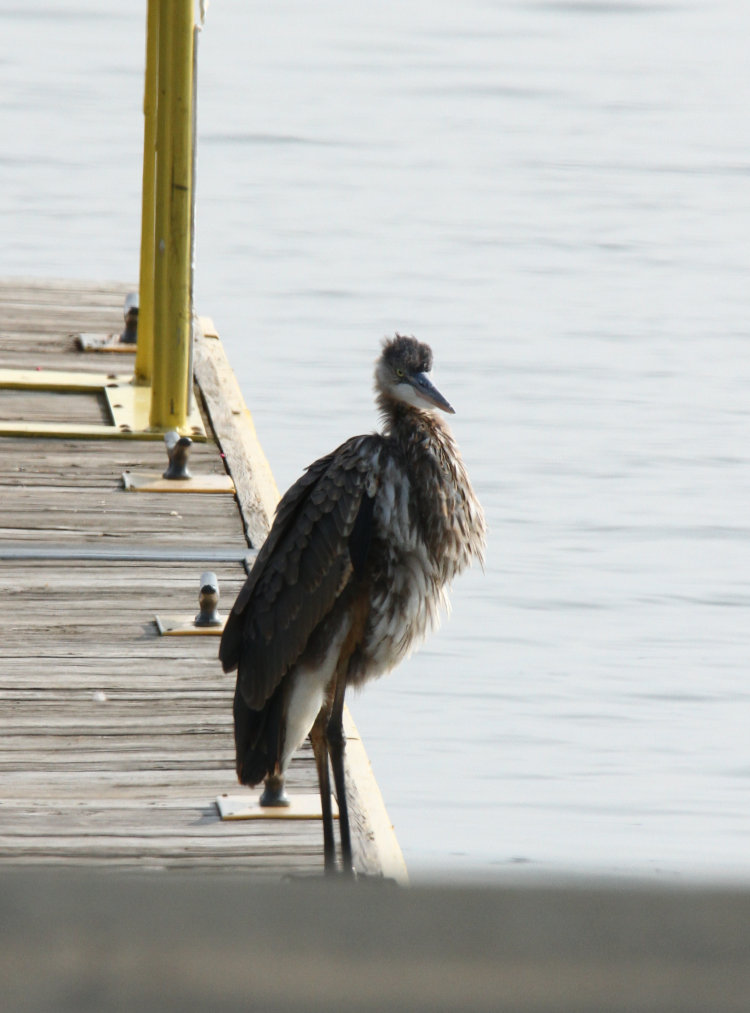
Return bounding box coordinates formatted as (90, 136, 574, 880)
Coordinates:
(0, 278, 405, 880)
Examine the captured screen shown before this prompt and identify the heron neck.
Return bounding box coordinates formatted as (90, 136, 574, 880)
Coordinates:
(380, 399, 452, 455)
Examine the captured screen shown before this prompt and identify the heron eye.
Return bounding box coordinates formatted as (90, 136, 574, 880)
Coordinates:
(396, 368, 405, 378)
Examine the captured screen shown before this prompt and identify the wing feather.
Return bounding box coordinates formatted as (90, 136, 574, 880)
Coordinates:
(219, 434, 383, 710)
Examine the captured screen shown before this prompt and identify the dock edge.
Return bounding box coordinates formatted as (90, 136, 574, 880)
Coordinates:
(193, 319, 408, 884)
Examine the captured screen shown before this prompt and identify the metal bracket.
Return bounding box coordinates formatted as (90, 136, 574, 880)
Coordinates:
(122, 471, 234, 493)
(216, 794, 338, 821)
(0, 368, 206, 440)
(75, 334, 137, 354)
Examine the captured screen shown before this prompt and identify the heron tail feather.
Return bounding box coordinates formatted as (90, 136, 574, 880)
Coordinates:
(232, 681, 284, 786)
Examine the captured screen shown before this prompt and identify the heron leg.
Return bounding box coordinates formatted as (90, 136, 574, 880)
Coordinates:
(327, 672, 353, 876)
(310, 710, 336, 874)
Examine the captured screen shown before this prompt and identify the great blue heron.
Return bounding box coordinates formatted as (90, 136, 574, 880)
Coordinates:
(219, 335, 486, 874)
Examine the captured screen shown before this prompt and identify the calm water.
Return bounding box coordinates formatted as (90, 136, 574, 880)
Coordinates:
(2, 0, 750, 880)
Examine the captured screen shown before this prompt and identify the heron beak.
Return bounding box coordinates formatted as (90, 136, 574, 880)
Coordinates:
(411, 372, 455, 414)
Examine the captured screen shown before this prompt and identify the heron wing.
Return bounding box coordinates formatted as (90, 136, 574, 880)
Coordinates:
(219, 434, 383, 709)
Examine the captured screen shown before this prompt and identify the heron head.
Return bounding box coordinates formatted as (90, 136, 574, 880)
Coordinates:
(375, 334, 455, 414)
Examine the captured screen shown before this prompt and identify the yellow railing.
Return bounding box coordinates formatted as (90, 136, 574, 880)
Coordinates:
(135, 0, 196, 433)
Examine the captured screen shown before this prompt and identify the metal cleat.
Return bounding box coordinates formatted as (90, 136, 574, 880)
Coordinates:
(194, 571, 222, 627)
(163, 430, 192, 480)
(120, 292, 139, 344)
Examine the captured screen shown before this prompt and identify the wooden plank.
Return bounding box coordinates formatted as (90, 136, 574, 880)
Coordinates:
(0, 388, 109, 424)
(0, 753, 318, 792)
(344, 710, 409, 884)
(193, 319, 279, 549)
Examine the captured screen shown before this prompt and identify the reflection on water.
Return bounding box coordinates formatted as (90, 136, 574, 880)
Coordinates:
(1, 0, 749, 878)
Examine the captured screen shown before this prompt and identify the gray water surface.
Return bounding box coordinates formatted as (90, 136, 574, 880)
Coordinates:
(2, 0, 749, 879)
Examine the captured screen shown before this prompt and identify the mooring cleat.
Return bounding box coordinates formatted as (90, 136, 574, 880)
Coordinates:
(163, 430, 192, 480)
(194, 572, 222, 627)
(120, 292, 139, 344)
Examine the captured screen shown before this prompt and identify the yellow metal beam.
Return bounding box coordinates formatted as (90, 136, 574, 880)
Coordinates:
(154, 614, 226, 636)
(0, 422, 153, 441)
(0, 368, 206, 440)
(0, 368, 128, 393)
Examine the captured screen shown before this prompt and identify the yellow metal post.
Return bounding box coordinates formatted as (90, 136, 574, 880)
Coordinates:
(0, 1, 205, 442)
(149, 0, 195, 432)
(134, 0, 159, 386)
(151, 0, 172, 422)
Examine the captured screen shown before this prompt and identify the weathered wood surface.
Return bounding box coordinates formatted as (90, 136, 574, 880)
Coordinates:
(0, 277, 134, 360)
(0, 388, 110, 424)
(193, 317, 279, 549)
(0, 278, 406, 880)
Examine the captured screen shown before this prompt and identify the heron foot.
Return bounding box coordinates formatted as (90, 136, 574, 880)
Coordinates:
(259, 775, 290, 807)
